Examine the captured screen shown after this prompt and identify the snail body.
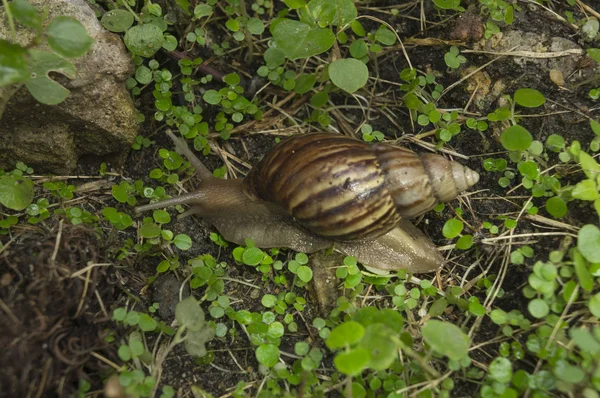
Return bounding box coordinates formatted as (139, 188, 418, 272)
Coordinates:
(135, 131, 479, 273)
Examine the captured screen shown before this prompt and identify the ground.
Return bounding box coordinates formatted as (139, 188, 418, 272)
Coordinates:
(1, 0, 600, 397)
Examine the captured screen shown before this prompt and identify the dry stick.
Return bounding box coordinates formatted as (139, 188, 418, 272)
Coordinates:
(524, 214, 579, 232)
(74, 265, 92, 317)
(577, 0, 600, 19)
(461, 48, 584, 58)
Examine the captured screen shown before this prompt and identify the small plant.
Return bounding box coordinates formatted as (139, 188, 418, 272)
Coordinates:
(444, 46, 467, 69)
(1, 0, 93, 109)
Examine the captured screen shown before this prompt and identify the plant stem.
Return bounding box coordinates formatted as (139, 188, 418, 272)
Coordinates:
(237, 0, 254, 62)
(2, 0, 17, 40)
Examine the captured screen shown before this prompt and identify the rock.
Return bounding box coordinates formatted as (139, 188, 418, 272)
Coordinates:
(0, 0, 137, 174)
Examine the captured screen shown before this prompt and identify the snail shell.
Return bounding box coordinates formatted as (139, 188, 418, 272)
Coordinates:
(244, 133, 479, 241)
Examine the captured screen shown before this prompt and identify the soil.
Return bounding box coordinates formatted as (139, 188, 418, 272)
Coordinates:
(2, 1, 599, 397)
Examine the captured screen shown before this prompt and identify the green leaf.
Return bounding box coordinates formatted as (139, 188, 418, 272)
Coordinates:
(578, 224, 600, 263)
(283, 0, 306, 8)
(194, 4, 213, 18)
(590, 119, 600, 136)
(138, 314, 157, 331)
(422, 320, 470, 360)
(256, 344, 280, 367)
(0, 40, 29, 86)
(329, 58, 369, 94)
(118, 345, 132, 361)
(326, 321, 364, 349)
(374, 27, 396, 46)
(545, 197, 567, 218)
(349, 39, 368, 59)
(10, 0, 42, 30)
(175, 296, 206, 331)
(514, 88, 546, 108)
(528, 298, 549, 318)
(309, 0, 356, 26)
(590, 293, 600, 317)
(360, 323, 398, 370)
(174, 234, 192, 250)
(140, 223, 161, 238)
(334, 348, 370, 375)
(572, 179, 599, 201)
(456, 235, 473, 249)
(500, 125, 533, 151)
(124, 24, 164, 57)
(570, 327, 600, 355)
(297, 266, 313, 282)
(203, 90, 222, 105)
(573, 249, 594, 293)
(135, 65, 153, 84)
(442, 218, 463, 239)
(261, 294, 277, 308)
(294, 74, 316, 94)
(271, 19, 335, 60)
(0, 175, 34, 210)
(242, 247, 263, 266)
(586, 48, 600, 63)
(226, 18, 240, 32)
(24, 50, 76, 105)
(101, 9, 134, 32)
(579, 151, 600, 179)
(553, 360, 585, 384)
(433, 0, 461, 9)
(47, 16, 93, 58)
(489, 357, 513, 383)
(247, 18, 265, 35)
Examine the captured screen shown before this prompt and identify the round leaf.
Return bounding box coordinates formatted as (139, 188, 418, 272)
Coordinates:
(271, 19, 335, 60)
(0, 175, 34, 210)
(545, 197, 567, 218)
(124, 24, 164, 57)
(247, 18, 265, 35)
(528, 298, 549, 318)
(442, 218, 463, 239)
(360, 323, 398, 370)
(501, 125, 533, 151)
(334, 348, 370, 375)
(256, 344, 280, 367)
(514, 88, 546, 108)
(329, 58, 369, 94)
(326, 321, 364, 349)
(101, 9, 134, 32)
(578, 224, 600, 263)
(489, 357, 513, 383)
(297, 266, 313, 282)
(422, 320, 470, 360)
(47, 16, 93, 58)
(139, 223, 161, 238)
(174, 234, 192, 250)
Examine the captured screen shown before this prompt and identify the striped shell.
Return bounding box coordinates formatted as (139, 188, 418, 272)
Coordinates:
(243, 133, 478, 241)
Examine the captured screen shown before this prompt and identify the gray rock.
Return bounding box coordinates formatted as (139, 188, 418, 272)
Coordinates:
(0, 0, 137, 174)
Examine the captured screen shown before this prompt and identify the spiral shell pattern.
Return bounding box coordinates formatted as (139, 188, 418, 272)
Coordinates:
(243, 133, 479, 241)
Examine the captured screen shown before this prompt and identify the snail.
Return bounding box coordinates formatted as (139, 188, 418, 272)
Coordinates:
(135, 131, 479, 273)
